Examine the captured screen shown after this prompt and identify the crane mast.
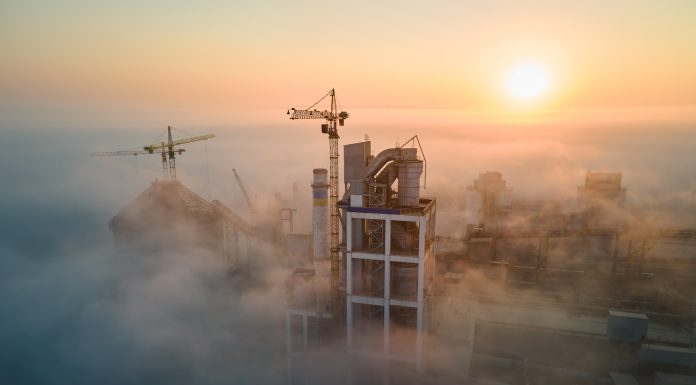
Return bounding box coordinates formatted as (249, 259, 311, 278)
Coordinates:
(288, 89, 349, 316)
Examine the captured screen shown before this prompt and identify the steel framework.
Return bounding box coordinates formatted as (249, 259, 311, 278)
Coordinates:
(288, 89, 349, 316)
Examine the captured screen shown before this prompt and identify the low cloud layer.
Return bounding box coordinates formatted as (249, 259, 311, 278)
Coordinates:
(1, 109, 694, 383)
(1, 237, 290, 384)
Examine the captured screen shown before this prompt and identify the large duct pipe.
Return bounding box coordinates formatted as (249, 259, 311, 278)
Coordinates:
(364, 147, 418, 181)
(311, 169, 331, 311)
(342, 147, 418, 200)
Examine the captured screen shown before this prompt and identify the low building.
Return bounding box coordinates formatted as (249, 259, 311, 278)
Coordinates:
(110, 180, 253, 268)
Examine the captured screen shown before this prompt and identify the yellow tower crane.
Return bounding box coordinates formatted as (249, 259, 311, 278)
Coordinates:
(91, 126, 214, 180)
(287, 89, 349, 315)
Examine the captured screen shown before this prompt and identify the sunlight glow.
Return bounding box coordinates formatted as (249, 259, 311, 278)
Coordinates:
(505, 62, 550, 100)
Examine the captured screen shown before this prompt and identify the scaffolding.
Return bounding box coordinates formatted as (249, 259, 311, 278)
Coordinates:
(368, 182, 388, 207)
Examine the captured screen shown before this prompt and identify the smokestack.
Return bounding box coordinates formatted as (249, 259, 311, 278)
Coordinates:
(311, 169, 330, 312)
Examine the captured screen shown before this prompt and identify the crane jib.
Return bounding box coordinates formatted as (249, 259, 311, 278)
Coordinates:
(290, 110, 334, 120)
(92, 127, 214, 181)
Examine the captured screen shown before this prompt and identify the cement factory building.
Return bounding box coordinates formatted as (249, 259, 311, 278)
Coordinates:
(285, 139, 696, 385)
(110, 180, 253, 269)
(100, 127, 696, 385)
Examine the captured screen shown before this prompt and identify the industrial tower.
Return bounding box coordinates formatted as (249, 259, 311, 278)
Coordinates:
(288, 89, 349, 315)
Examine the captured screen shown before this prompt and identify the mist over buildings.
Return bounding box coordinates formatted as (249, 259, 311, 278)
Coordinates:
(2, 0, 696, 382)
(1, 108, 695, 384)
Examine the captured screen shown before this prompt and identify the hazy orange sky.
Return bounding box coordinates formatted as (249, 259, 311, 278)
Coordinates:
(2, 0, 696, 117)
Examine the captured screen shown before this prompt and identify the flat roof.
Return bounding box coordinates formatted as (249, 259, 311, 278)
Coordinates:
(609, 311, 648, 320)
(345, 197, 435, 216)
(465, 302, 690, 345)
(654, 371, 696, 384)
(642, 344, 696, 354)
(609, 372, 638, 385)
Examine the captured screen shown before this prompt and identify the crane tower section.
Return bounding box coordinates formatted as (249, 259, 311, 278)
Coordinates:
(287, 89, 349, 316)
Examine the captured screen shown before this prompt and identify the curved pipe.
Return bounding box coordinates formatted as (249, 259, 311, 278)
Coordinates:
(375, 162, 396, 186)
(343, 147, 418, 200)
(361, 147, 417, 181)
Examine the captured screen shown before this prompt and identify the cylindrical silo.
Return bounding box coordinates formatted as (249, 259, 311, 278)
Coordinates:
(311, 169, 330, 311)
(392, 262, 418, 297)
(397, 160, 423, 207)
(392, 221, 418, 252)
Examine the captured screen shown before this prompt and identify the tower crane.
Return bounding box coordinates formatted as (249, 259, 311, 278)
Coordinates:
(232, 168, 255, 223)
(287, 89, 349, 314)
(91, 126, 214, 180)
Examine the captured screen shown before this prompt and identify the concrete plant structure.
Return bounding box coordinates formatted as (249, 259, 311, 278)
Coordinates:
(342, 145, 435, 370)
(110, 180, 253, 268)
(283, 143, 696, 385)
(578, 171, 628, 229)
(285, 169, 336, 385)
(464, 171, 513, 236)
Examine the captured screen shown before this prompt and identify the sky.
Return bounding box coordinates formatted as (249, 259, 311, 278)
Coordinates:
(1, 2, 696, 384)
(2, 0, 696, 117)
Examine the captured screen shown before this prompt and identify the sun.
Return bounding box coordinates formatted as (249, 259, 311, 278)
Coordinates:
(505, 61, 550, 100)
